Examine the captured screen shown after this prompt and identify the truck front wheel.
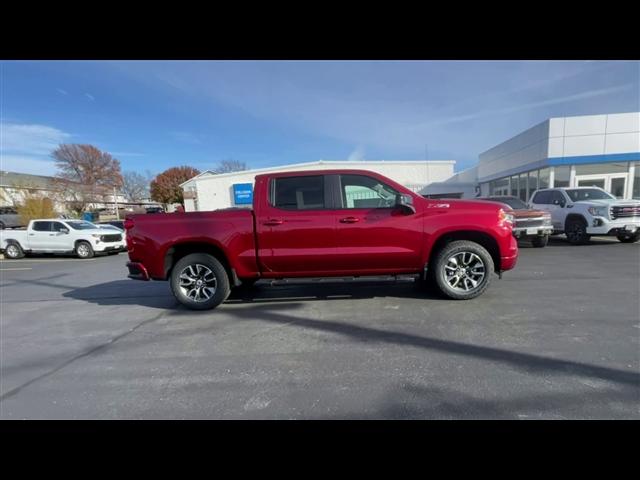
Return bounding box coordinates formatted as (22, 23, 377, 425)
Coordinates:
(565, 218, 590, 245)
(433, 240, 494, 300)
(531, 235, 549, 248)
(617, 231, 640, 243)
(170, 253, 231, 310)
(75, 241, 94, 259)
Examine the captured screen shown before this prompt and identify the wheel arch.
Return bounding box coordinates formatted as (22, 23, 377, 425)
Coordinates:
(163, 241, 237, 285)
(428, 230, 501, 273)
(564, 213, 588, 231)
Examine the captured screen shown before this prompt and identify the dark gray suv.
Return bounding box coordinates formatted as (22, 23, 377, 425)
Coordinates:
(0, 206, 23, 229)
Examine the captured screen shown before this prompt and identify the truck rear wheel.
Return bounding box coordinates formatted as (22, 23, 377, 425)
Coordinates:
(4, 243, 24, 259)
(170, 253, 231, 310)
(432, 240, 494, 300)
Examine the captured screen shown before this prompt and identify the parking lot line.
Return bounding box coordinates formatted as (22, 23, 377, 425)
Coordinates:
(0, 267, 33, 271)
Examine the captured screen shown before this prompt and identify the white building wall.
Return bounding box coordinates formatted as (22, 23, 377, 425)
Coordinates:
(183, 160, 455, 212)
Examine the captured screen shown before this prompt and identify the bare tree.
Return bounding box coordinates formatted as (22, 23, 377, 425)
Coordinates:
(122, 171, 151, 202)
(51, 144, 124, 213)
(214, 159, 247, 174)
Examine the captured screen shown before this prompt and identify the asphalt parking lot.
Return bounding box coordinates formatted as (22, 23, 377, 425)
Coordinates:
(1, 236, 639, 419)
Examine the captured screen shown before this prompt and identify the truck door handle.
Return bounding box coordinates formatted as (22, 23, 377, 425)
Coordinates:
(264, 219, 284, 226)
(340, 217, 360, 223)
(29, 233, 35, 236)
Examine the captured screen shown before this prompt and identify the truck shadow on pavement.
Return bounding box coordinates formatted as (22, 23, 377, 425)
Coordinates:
(62, 278, 446, 308)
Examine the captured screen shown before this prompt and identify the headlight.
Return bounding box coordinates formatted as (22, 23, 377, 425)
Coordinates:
(91, 234, 101, 238)
(498, 208, 515, 226)
(588, 206, 607, 217)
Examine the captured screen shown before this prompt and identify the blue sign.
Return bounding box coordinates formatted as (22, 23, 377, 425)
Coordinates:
(233, 183, 254, 205)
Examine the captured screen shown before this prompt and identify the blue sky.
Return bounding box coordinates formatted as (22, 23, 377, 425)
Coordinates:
(1, 60, 638, 176)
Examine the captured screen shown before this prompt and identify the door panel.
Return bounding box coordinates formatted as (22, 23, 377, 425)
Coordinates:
(49, 222, 71, 250)
(255, 174, 338, 275)
(334, 174, 423, 273)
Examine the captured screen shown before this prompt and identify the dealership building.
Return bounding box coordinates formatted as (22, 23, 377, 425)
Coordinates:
(423, 111, 640, 201)
(181, 160, 455, 211)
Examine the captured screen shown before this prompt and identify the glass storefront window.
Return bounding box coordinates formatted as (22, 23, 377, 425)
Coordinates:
(518, 173, 528, 202)
(633, 163, 640, 199)
(554, 166, 570, 187)
(510, 175, 519, 197)
(528, 170, 538, 195)
(539, 168, 549, 189)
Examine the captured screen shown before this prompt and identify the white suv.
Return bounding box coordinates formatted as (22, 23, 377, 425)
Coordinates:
(529, 187, 640, 244)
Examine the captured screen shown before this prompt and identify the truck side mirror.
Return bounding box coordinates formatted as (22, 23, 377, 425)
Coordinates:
(395, 194, 416, 214)
(59, 227, 69, 234)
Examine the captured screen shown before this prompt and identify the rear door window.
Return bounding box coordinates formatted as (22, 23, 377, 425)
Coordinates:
(32, 221, 52, 231)
(272, 175, 326, 210)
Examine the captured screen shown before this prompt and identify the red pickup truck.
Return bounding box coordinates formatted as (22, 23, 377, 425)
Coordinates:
(124, 169, 518, 310)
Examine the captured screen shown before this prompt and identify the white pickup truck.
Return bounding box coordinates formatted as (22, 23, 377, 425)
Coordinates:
(529, 187, 640, 244)
(0, 219, 126, 259)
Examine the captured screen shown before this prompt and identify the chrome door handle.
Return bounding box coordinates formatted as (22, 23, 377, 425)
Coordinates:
(264, 219, 284, 226)
(340, 217, 360, 223)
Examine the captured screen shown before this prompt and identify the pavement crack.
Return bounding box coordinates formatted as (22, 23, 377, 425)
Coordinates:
(0, 311, 167, 403)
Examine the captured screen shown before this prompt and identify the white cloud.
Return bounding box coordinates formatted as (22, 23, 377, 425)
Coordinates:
(170, 131, 202, 144)
(0, 155, 58, 175)
(1, 122, 72, 155)
(84, 93, 95, 101)
(57, 88, 68, 95)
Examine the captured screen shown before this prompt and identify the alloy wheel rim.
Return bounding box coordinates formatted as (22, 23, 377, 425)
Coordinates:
(7, 245, 19, 257)
(178, 264, 217, 302)
(78, 244, 89, 256)
(443, 251, 486, 292)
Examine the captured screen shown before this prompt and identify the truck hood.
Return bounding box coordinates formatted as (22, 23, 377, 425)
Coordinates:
(574, 199, 639, 207)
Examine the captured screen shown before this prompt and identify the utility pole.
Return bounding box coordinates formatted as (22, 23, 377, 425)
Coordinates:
(114, 186, 120, 220)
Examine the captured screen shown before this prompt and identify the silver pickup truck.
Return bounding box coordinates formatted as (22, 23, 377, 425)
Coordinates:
(0, 206, 24, 229)
(0, 218, 126, 259)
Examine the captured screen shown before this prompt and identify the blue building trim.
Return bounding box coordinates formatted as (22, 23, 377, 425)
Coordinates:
(547, 152, 640, 166)
(478, 152, 640, 183)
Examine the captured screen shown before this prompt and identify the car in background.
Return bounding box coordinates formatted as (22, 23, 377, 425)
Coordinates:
(0, 206, 24, 229)
(529, 187, 640, 244)
(477, 196, 553, 247)
(145, 207, 165, 214)
(1, 219, 126, 259)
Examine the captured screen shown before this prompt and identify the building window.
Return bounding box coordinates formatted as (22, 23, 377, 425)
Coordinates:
(539, 168, 549, 190)
(510, 175, 519, 197)
(528, 170, 538, 196)
(554, 166, 570, 188)
(633, 162, 640, 199)
(518, 173, 528, 202)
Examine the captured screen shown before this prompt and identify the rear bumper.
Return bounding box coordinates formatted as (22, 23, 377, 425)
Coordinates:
(127, 262, 150, 281)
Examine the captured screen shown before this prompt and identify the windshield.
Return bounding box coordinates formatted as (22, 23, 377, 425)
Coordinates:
(566, 189, 615, 202)
(66, 221, 98, 230)
(487, 197, 527, 210)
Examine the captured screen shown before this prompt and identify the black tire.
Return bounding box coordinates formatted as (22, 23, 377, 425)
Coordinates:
(170, 253, 231, 310)
(617, 231, 640, 243)
(531, 235, 549, 248)
(565, 218, 590, 245)
(4, 242, 24, 259)
(75, 241, 94, 259)
(432, 240, 494, 300)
